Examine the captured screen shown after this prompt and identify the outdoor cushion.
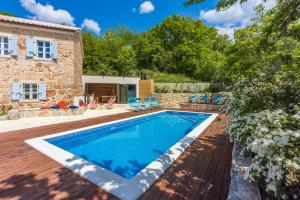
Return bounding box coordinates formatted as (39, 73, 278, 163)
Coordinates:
(68, 105, 78, 109)
(40, 105, 51, 109)
(79, 100, 88, 107)
(51, 105, 60, 109)
(57, 100, 68, 109)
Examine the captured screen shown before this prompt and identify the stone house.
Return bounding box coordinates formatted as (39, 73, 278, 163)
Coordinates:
(0, 15, 83, 110)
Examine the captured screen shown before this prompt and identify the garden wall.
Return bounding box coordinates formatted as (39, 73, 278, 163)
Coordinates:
(7, 107, 87, 120)
(155, 93, 204, 107)
(155, 83, 223, 93)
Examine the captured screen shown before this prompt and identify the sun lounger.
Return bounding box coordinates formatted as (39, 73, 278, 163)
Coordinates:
(199, 95, 209, 104)
(189, 95, 197, 103)
(57, 100, 68, 109)
(212, 95, 222, 104)
(68, 105, 78, 109)
(150, 96, 162, 109)
(89, 100, 97, 109)
(143, 97, 152, 108)
(40, 105, 51, 109)
(128, 97, 147, 111)
(79, 100, 88, 107)
(105, 98, 115, 109)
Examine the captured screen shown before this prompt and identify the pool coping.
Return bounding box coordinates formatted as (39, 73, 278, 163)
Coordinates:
(25, 110, 218, 200)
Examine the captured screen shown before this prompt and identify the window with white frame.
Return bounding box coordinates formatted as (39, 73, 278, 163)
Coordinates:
(37, 41, 51, 59)
(22, 83, 38, 100)
(0, 37, 9, 56)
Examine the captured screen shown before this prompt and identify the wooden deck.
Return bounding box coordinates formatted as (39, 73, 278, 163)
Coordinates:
(0, 110, 232, 200)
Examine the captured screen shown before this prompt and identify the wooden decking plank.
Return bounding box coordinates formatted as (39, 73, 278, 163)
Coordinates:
(171, 119, 226, 199)
(138, 139, 207, 200)
(183, 124, 228, 200)
(200, 131, 231, 200)
(138, 138, 202, 200)
(158, 140, 206, 200)
(10, 168, 72, 200)
(218, 141, 233, 200)
(169, 130, 225, 199)
(158, 132, 216, 200)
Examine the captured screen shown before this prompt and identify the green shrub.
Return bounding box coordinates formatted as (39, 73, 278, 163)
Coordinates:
(155, 86, 170, 93)
(143, 70, 200, 83)
(222, 75, 300, 198)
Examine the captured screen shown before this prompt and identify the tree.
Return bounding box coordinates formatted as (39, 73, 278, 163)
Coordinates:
(145, 15, 227, 81)
(82, 15, 229, 82)
(0, 12, 16, 17)
(115, 46, 137, 76)
(82, 32, 111, 75)
(185, 0, 300, 38)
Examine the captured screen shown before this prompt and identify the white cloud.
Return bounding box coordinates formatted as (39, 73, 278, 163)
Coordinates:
(215, 26, 237, 40)
(140, 1, 155, 14)
(20, 0, 75, 26)
(81, 19, 101, 34)
(200, 0, 276, 39)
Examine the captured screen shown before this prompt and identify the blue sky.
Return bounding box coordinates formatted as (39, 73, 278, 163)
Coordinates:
(1, 0, 276, 38)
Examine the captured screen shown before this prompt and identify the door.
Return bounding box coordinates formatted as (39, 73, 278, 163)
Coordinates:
(119, 84, 136, 103)
(126, 85, 136, 99)
(119, 85, 127, 103)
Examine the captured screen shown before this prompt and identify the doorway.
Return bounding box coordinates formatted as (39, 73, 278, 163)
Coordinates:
(119, 84, 136, 103)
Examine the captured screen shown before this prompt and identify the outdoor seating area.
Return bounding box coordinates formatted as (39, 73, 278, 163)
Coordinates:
(179, 94, 223, 111)
(40, 100, 80, 110)
(128, 96, 162, 111)
(4, 98, 118, 120)
(188, 94, 222, 104)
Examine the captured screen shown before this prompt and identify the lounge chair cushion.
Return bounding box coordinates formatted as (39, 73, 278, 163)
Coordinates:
(57, 100, 68, 109)
(69, 106, 78, 109)
(40, 105, 51, 109)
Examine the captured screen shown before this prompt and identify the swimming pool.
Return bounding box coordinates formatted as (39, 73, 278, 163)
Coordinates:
(26, 110, 217, 200)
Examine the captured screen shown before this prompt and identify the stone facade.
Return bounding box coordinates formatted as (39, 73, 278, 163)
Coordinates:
(0, 20, 83, 110)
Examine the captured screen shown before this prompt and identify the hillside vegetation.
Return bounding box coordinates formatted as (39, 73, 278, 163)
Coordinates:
(82, 15, 229, 83)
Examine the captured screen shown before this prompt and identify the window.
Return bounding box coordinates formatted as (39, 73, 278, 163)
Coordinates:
(0, 37, 9, 56)
(37, 41, 50, 59)
(128, 85, 136, 91)
(22, 83, 38, 100)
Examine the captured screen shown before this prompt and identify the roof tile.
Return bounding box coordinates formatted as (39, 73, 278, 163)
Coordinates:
(0, 15, 81, 31)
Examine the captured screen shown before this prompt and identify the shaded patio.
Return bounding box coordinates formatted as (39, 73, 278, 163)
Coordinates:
(0, 110, 232, 200)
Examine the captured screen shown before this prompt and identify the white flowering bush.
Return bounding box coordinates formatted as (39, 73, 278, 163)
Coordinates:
(222, 76, 300, 198)
(247, 128, 300, 196)
(225, 110, 290, 145)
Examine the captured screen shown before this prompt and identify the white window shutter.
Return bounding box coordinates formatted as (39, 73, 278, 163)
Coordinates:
(26, 37, 35, 58)
(50, 41, 58, 59)
(38, 83, 47, 100)
(11, 83, 21, 101)
(9, 36, 18, 56)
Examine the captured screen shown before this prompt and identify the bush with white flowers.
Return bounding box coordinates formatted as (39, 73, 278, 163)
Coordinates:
(222, 76, 300, 198)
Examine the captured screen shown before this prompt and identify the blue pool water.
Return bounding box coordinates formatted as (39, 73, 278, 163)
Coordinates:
(46, 111, 211, 179)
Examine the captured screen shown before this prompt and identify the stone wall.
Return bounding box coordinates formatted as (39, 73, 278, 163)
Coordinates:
(7, 107, 87, 120)
(155, 93, 205, 108)
(155, 83, 223, 93)
(0, 22, 83, 110)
